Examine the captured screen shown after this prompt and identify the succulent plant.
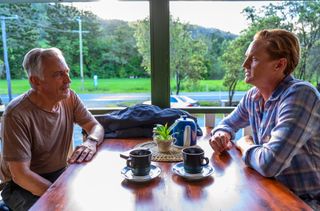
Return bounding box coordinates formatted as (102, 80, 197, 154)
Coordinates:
(153, 123, 173, 141)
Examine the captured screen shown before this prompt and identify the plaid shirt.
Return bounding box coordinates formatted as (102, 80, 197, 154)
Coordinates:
(212, 75, 320, 197)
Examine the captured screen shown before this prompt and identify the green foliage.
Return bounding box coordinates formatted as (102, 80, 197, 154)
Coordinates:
(220, 0, 320, 103)
(132, 18, 150, 73)
(95, 20, 145, 78)
(153, 124, 173, 141)
(0, 3, 40, 79)
(0, 3, 145, 80)
(170, 19, 208, 95)
(1, 1, 319, 92)
(221, 33, 252, 104)
(0, 2, 235, 86)
(205, 31, 234, 80)
(308, 40, 320, 83)
(283, 1, 320, 81)
(134, 17, 209, 95)
(240, 1, 320, 81)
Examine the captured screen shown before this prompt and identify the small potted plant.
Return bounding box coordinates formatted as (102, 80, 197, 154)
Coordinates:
(153, 123, 174, 153)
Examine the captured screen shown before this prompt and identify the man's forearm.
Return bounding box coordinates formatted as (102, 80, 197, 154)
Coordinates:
(235, 135, 254, 154)
(86, 124, 104, 145)
(12, 170, 52, 196)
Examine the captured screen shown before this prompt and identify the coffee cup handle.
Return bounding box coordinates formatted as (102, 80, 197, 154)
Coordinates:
(201, 157, 209, 166)
(126, 157, 133, 168)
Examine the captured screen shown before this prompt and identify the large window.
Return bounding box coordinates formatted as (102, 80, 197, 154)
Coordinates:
(0, 1, 150, 108)
(1, 0, 319, 144)
(167, 1, 273, 107)
(167, 1, 320, 107)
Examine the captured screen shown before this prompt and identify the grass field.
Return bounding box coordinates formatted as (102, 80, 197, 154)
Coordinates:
(0, 78, 251, 95)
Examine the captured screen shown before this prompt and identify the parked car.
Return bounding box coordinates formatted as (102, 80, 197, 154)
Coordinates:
(143, 95, 199, 108)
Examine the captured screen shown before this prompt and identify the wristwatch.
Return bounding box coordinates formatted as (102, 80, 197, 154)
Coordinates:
(87, 135, 99, 143)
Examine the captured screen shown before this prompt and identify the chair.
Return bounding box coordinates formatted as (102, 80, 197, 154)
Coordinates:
(0, 116, 4, 190)
(0, 117, 10, 210)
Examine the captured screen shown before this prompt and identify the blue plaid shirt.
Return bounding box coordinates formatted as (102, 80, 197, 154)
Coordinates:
(212, 75, 320, 197)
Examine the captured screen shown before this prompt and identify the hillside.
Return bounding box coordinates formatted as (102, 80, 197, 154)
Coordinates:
(189, 24, 237, 40)
(100, 19, 237, 41)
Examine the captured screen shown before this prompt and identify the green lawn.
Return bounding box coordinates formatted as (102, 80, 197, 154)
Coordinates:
(0, 78, 251, 95)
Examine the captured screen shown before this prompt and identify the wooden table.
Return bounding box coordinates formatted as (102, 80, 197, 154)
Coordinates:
(30, 128, 312, 211)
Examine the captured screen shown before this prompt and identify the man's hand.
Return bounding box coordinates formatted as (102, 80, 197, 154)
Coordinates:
(68, 139, 98, 163)
(209, 131, 232, 154)
(235, 135, 254, 154)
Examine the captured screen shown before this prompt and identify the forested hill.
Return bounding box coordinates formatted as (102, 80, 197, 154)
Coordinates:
(0, 1, 236, 80)
(101, 19, 236, 42)
(188, 24, 237, 40)
(1, 1, 319, 98)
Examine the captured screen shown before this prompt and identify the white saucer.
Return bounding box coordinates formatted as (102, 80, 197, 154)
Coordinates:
(121, 164, 161, 182)
(172, 162, 214, 180)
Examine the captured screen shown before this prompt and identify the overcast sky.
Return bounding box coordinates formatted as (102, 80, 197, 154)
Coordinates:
(70, 1, 279, 35)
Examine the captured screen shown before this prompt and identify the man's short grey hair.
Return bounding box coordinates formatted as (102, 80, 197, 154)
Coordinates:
(22, 47, 67, 79)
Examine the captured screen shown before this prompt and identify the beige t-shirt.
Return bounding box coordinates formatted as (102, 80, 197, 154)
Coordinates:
(0, 90, 94, 182)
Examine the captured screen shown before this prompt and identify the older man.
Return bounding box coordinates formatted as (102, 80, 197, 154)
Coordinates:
(0, 47, 104, 211)
(209, 29, 320, 209)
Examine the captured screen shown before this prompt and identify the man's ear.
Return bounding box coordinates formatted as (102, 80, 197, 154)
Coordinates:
(29, 76, 41, 87)
(275, 58, 287, 73)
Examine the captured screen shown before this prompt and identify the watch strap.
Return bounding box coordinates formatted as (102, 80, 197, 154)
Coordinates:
(87, 135, 99, 143)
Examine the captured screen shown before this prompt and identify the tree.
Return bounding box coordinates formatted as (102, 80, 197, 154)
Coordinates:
(258, 1, 320, 81)
(0, 3, 41, 79)
(133, 18, 151, 74)
(222, 1, 320, 104)
(99, 20, 144, 78)
(285, 1, 320, 80)
(241, 1, 320, 81)
(221, 33, 252, 105)
(45, 4, 89, 78)
(185, 25, 236, 80)
(134, 17, 208, 94)
(206, 34, 232, 80)
(308, 40, 320, 84)
(0, 3, 145, 81)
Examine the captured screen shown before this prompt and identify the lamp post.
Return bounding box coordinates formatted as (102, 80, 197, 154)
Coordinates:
(76, 16, 84, 90)
(1, 15, 18, 102)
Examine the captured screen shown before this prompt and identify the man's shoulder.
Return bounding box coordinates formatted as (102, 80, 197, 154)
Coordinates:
(69, 89, 77, 98)
(278, 80, 320, 108)
(60, 90, 88, 114)
(3, 92, 30, 117)
(287, 80, 319, 98)
(62, 90, 81, 105)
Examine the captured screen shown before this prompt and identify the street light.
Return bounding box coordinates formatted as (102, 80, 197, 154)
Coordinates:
(1, 15, 18, 102)
(76, 16, 84, 90)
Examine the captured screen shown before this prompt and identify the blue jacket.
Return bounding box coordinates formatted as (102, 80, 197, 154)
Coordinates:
(95, 104, 202, 138)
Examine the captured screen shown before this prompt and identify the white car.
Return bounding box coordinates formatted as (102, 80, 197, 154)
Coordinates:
(143, 95, 199, 108)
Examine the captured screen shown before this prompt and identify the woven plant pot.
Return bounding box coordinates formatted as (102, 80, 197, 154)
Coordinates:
(154, 138, 173, 153)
